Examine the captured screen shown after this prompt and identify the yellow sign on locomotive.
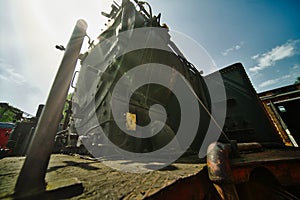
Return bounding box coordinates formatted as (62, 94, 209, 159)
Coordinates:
(126, 112, 136, 131)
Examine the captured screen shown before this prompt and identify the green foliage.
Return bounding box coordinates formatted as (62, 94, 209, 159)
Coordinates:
(61, 93, 73, 123)
(295, 77, 300, 84)
(0, 107, 15, 122)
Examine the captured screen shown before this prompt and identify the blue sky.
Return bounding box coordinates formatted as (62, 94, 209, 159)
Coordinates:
(0, 0, 299, 114)
(147, 0, 300, 89)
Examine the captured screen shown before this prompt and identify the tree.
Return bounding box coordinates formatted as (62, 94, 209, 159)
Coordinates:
(295, 77, 300, 84)
(60, 93, 74, 129)
(0, 107, 15, 122)
(0, 103, 22, 122)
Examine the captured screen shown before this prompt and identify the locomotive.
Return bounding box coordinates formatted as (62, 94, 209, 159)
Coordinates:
(71, 0, 283, 158)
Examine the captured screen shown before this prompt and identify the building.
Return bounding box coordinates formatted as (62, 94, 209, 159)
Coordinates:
(258, 83, 300, 146)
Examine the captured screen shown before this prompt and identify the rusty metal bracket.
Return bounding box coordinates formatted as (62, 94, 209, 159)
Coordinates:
(207, 142, 239, 200)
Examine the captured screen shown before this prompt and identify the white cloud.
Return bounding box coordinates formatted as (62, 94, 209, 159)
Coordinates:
(235, 45, 241, 50)
(249, 65, 261, 73)
(281, 74, 291, 79)
(0, 59, 43, 115)
(0, 60, 26, 85)
(250, 40, 299, 72)
(259, 79, 279, 88)
(221, 42, 243, 56)
(1, 0, 112, 114)
(251, 54, 260, 60)
(258, 73, 297, 88)
(293, 64, 299, 69)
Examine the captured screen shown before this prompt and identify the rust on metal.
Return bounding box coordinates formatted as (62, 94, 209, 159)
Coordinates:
(207, 142, 239, 200)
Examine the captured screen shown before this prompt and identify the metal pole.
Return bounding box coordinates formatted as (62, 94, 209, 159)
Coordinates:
(15, 19, 87, 197)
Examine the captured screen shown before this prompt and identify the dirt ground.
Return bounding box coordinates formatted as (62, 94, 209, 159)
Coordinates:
(0, 154, 205, 199)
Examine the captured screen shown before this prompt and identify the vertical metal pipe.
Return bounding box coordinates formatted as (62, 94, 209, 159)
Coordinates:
(15, 19, 87, 197)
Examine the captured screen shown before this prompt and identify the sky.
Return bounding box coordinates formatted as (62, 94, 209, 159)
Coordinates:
(1, 0, 300, 115)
